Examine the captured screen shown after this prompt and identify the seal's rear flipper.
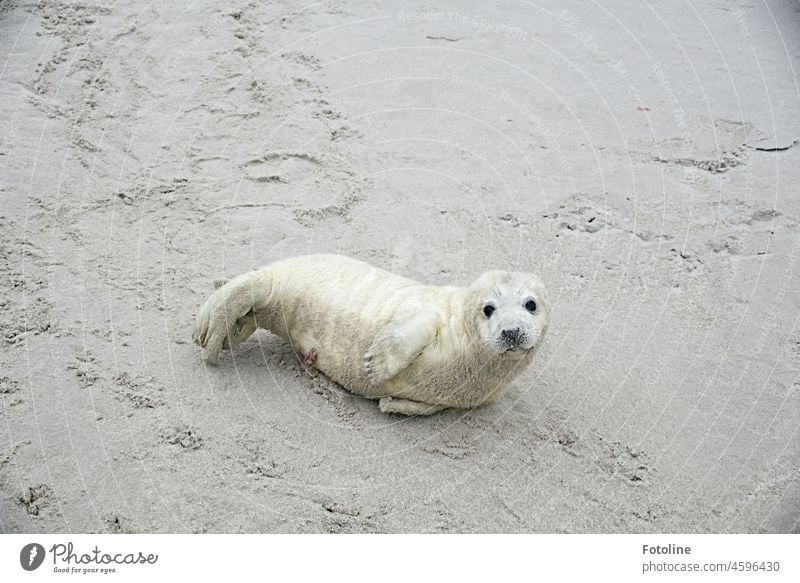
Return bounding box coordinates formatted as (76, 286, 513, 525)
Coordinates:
(192, 271, 271, 364)
(213, 278, 230, 290)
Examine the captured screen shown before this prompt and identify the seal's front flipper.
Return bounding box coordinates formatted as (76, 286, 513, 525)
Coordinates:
(363, 312, 436, 386)
(379, 397, 445, 416)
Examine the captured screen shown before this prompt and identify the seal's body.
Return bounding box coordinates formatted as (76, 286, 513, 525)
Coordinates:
(192, 255, 549, 415)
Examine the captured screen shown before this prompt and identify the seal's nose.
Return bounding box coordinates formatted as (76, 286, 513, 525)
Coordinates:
(501, 328, 521, 344)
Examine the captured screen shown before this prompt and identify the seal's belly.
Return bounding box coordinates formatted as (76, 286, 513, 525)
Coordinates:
(301, 319, 375, 396)
(261, 303, 378, 395)
(255, 255, 419, 397)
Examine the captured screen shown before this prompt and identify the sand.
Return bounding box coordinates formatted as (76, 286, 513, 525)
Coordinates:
(1, 0, 798, 533)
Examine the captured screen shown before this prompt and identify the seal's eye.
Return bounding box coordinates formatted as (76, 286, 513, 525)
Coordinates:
(483, 304, 496, 318)
(524, 299, 537, 313)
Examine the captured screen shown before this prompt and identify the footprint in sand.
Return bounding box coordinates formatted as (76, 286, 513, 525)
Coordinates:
(243, 152, 321, 184)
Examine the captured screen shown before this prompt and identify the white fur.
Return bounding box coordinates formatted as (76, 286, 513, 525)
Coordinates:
(192, 254, 550, 415)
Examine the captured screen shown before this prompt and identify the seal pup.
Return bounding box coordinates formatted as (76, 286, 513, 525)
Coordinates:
(192, 254, 549, 415)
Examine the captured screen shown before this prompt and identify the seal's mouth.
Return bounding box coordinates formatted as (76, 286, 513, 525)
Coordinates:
(498, 334, 539, 354)
(501, 344, 530, 355)
(493, 330, 539, 354)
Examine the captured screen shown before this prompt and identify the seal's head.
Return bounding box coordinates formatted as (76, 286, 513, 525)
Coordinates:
(467, 270, 550, 356)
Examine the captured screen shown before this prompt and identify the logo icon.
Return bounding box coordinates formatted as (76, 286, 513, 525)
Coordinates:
(20, 543, 46, 571)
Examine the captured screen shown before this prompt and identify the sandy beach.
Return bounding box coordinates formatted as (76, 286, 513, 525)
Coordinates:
(1, 0, 799, 533)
